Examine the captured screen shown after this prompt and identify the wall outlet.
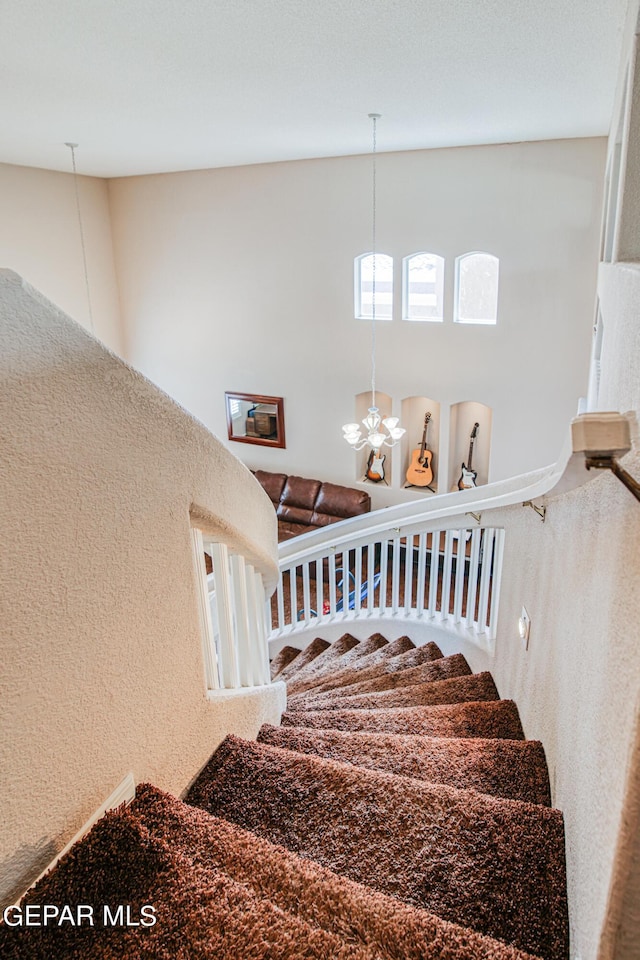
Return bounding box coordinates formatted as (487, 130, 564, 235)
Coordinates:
(518, 607, 531, 649)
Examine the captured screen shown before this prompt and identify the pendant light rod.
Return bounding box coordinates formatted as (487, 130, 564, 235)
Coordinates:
(342, 114, 405, 455)
(65, 142, 95, 333)
(369, 113, 380, 411)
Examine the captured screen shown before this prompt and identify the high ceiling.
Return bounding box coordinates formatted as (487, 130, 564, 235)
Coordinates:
(0, 0, 629, 179)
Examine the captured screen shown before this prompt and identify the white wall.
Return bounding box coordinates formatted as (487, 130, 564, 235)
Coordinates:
(0, 270, 283, 910)
(108, 137, 605, 507)
(0, 162, 124, 354)
(451, 18, 640, 955)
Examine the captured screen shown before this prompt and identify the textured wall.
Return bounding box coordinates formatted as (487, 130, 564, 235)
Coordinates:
(0, 270, 283, 908)
(107, 137, 605, 507)
(457, 261, 640, 957)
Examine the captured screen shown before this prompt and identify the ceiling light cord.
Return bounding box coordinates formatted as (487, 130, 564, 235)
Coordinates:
(65, 142, 95, 334)
(341, 114, 405, 455)
(370, 113, 378, 411)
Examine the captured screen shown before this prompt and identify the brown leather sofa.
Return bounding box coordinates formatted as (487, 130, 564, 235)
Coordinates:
(254, 470, 371, 542)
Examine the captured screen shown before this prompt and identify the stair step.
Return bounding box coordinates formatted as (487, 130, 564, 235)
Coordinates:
(283, 633, 361, 684)
(331, 631, 389, 667)
(185, 735, 568, 959)
(287, 638, 441, 696)
(258, 724, 552, 806)
(275, 636, 330, 680)
(282, 698, 525, 739)
(313, 633, 417, 683)
(147, 780, 541, 960)
(287, 652, 472, 710)
(270, 644, 300, 679)
(291, 670, 500, 713)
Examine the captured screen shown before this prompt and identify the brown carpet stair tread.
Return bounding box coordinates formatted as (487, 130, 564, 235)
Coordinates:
(1, 780, 543, 960)
(282, 698, 526, 739)
(258, 725, 552, 805)
(270, 644, 301, 679)
(134, 783, 541, 960)
(0, 793, 376, 960)
(185, 735, 568, 959)
(275, 636, 330, 681)
(333, 631, 389, 667)
(286, 634, 419, 697)
(287, 652, 473, 710)
(292, 670, 500, 713)
(287, 638, 440, 696)
(281, 633, 361, 684)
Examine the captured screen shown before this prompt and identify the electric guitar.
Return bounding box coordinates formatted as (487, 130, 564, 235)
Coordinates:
(366, 448, 386, 482)
(458, 422, 480, 490)
(405, 412, 434, 487)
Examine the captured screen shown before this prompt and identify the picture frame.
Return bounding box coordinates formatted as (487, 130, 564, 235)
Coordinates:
(225, 391, 286, 449)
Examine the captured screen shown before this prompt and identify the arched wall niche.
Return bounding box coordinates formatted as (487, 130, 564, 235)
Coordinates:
(448, 401, 493, 491)
(353, 390, 395, 486)
(401, 396, 441, 494)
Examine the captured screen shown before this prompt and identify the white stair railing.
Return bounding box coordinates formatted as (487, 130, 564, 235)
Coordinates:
(268, 520, 505, 645)
(266, 421, 619, 651)
(194, 531, 271, 691)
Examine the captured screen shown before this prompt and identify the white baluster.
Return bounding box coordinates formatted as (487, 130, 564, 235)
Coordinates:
(250, 567, 270, 684)
(440, 530, 455, 622)
(354, 546, 363, 614)
(277, 577, 285, 635)
(302, 563, 311, 627)
(391, 536, 401, 614)
(404, 534, 414, 616)
(328, 552, 337, 618)
(427, 530, 440, 618)
(452, 529, 467, 624)
(477, 529, 495, 634)
(466, 528, 482, 630)
(289, 565, 298, 626)
(367, 541, 375, 615)
(487, 529, 505, 641)
(379, 539, 388, 614)
(191, 529, 220, 690)
(230, 555, 252, 686)
(209, 543, 240, 689)
(316, 559, 323, 622)
(416, 532, 427, 617)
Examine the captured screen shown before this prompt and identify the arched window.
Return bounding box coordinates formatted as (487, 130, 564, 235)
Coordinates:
(402, 252, 444, 321)
(455, 252, 499, 324)
(354, 253, 393, 320)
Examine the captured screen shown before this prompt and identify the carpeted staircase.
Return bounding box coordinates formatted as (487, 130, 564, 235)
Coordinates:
(1, 633, 569, 959)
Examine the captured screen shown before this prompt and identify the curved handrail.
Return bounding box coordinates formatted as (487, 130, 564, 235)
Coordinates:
(268, 430, 613, 649)
(277, 433, 593, 567)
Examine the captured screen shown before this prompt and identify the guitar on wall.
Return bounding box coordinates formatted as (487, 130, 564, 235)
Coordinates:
(405, 412, 434, 488)
(366, 448, 386, 483)
(458, 422, 480, 490)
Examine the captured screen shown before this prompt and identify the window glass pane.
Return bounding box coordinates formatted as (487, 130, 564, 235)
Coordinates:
(357, 253, 393, 319)
(404, 253, 444, 321)
(456, 253, 499, 324)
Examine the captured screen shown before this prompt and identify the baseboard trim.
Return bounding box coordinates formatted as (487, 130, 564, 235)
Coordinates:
(17, 772, 136, 902)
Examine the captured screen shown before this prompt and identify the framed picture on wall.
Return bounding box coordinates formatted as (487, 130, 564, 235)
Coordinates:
(225, 392, 286, 448)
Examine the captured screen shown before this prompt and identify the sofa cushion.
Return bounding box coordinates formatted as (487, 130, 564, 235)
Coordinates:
(277, 476, 322, 527)
(311, 481, 371, 527)
(254, 470, 287, 507)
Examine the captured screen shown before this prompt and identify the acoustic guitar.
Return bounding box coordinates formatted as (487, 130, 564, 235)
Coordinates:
(458, 422, 480, 490)
(405, 412, 434, 487)
(366, 448, 386, 483)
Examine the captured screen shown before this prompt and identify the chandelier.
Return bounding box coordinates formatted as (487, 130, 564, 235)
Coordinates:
(342, 114, 405, 453)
